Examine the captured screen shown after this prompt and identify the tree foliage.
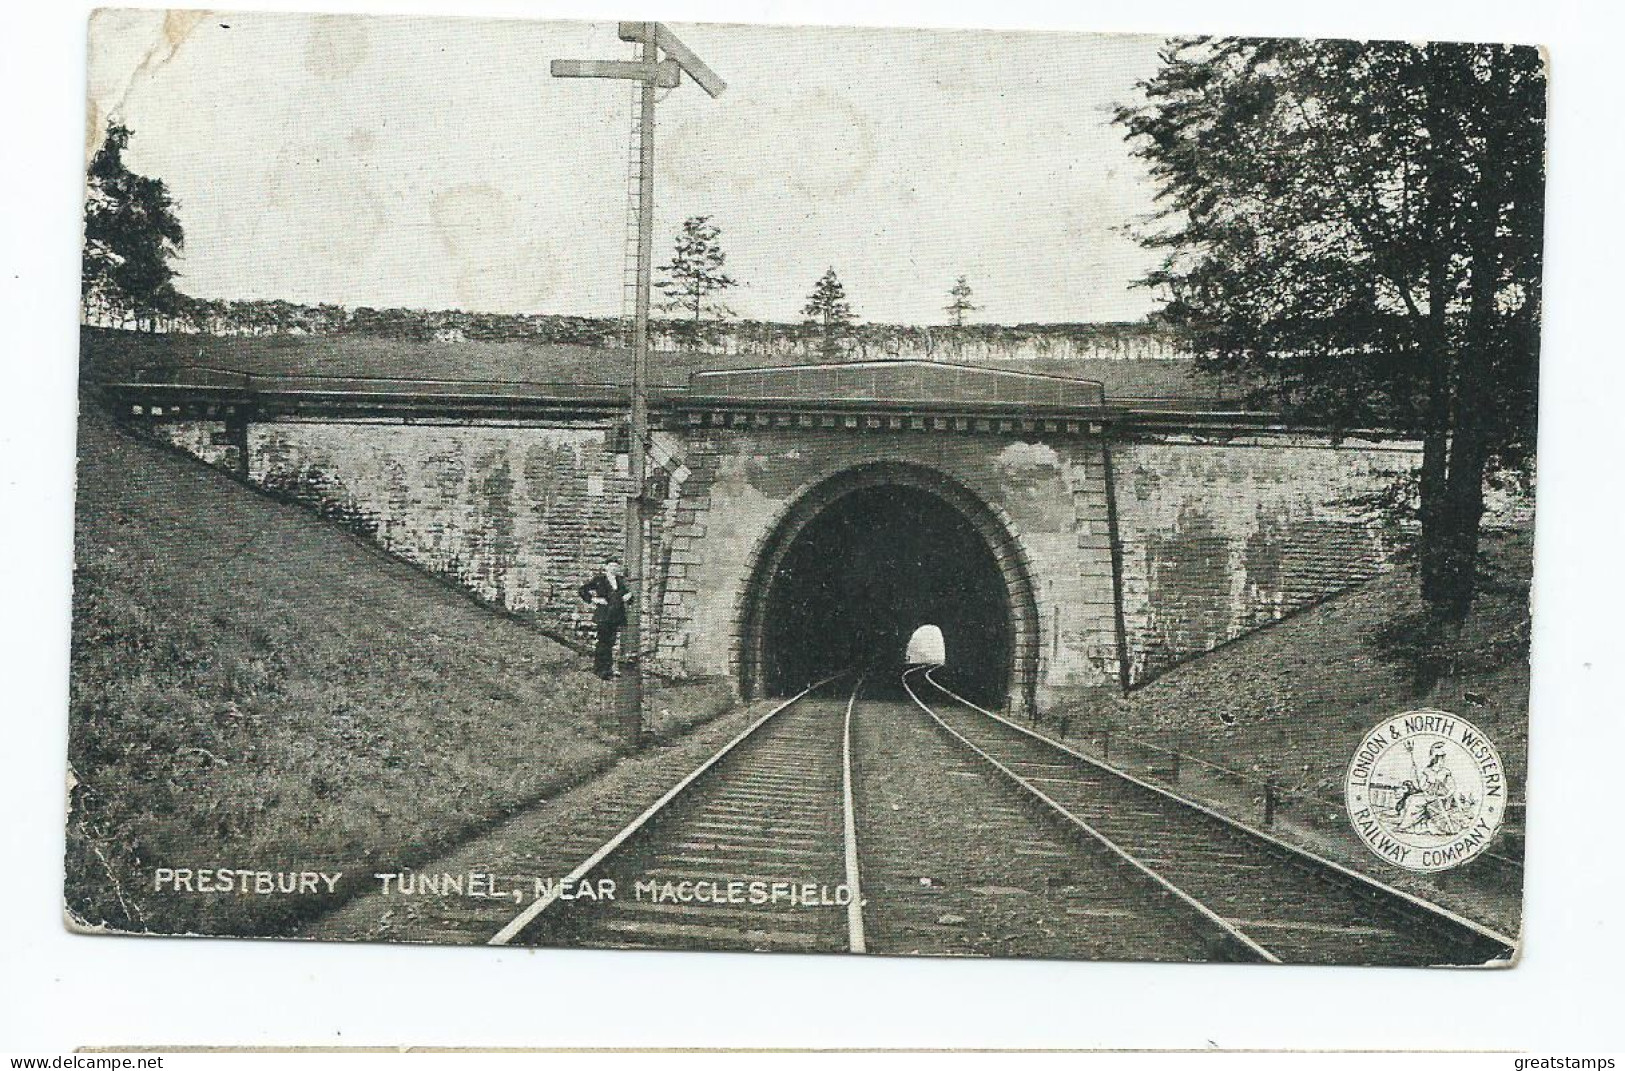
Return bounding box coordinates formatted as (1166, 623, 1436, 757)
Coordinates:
(1116, 38, 1545, 621)
(654, 215, 738, 349)
(802, 267, 857, 360)
(944, 275, 979, 328)
(944, 274, 981, 357)
(83, 122, 186, 331)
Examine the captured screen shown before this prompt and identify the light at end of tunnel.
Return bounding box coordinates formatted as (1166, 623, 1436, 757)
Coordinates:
(905, 624, 947, 667)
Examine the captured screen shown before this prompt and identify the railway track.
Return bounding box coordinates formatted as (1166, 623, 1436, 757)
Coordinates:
(492, 674, 865, 953)
(849, 680, 1249, 961)
(488, 664, 1514, 965)
(904, 667, 1518, 967)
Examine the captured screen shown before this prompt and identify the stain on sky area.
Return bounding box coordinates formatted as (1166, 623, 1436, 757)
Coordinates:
(667, 84, 878, 201)
(84, 9, 208, 156)
(430, 184, 563, 310)
(83, 11, 1168, 322)
(304, 14, 372, 80)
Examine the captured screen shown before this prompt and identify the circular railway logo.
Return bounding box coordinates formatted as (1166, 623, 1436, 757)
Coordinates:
(1344, 709, 1508, 873)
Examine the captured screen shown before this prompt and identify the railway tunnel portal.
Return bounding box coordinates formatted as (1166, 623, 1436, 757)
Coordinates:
(740, 466, 1036, 709)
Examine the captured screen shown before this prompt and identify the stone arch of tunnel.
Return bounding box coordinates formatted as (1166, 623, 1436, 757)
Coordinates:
(735, 462, 1041, 710)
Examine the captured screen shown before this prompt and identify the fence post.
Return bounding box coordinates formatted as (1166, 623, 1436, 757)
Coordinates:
(1169, 749, 1180, 782)
(1264, 780, 1277, 828)
(1102, 724, 1111, 765)
(1058, 715, 1070, 739)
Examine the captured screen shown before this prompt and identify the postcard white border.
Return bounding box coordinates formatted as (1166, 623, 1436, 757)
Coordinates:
(4, 0, 1622, 1052)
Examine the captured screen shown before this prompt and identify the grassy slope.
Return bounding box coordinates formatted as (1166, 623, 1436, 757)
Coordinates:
(67, 406, 732, 937)
(1043, 531, 1532, 930)
(80, 328, 1239, 402)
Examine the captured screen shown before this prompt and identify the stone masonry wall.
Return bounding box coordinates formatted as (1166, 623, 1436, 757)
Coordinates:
(664, 428, 1121, 707)
(144, 416, 1530, 703)
(1112, 437, 1418, 684)
(151, 420, 649, 643)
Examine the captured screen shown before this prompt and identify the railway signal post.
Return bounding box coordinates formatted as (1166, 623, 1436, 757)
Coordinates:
(552, 23, 725, 744)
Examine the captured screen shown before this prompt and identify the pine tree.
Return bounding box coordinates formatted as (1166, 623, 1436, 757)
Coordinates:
(654, 215, 738, 349)
(944, 275, 979, 328)
(944, 275, 980, 357)
(802, 267, 857, 360)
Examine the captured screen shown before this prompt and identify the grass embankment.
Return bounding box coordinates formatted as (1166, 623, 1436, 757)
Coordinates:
(80, 327, 1239, 403)
(67, 406, 734, 938)
(1041, 532, 1532, 931)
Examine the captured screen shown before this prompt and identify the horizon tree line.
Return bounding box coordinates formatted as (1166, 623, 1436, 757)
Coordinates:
(79, 126, 988, 351)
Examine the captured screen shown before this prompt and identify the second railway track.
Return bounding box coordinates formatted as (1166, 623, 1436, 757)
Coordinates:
(904, 667, 1516, 966)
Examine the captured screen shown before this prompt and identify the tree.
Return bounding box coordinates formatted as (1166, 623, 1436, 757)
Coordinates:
(1115, 38, 1544, 625)
(83, 121, 186, 331)
(944, 274, 980, 357)
(655, 215, 738, 349)
(802, 267, 857, 360)
(945, 275, 979, 328)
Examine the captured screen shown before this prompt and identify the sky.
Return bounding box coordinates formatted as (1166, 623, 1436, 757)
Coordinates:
(87, 9, 1172, 325)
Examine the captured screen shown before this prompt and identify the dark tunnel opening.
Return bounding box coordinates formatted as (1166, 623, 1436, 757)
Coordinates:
(759, 484, 1012, 706)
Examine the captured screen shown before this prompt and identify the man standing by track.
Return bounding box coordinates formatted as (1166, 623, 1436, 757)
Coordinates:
(579, 556, 634, 680)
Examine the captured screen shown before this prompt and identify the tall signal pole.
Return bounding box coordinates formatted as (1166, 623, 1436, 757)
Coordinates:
(553, 23, 725, 744)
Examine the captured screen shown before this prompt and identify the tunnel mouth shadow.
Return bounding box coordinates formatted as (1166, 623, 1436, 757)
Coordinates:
(736, 463, 1039, 712)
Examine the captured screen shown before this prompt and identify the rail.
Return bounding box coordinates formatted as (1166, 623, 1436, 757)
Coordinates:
(917, 668, 1517, 964)
(489, 670, 858, 948)
(1029, 705, 1524, 870)
(840, 676, 867, 954)
(900, 668, 1275, 963)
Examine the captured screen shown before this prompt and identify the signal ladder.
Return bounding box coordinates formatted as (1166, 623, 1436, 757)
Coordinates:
(617, 48, 668, 675)
(618, 57, 644, 348)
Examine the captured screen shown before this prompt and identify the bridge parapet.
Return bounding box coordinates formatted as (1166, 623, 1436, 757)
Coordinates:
(102, 365, 631, 426)
(686, 360, 1105, 407)
(98, 360, 1361, 442)
(104, 359, 1127, 430)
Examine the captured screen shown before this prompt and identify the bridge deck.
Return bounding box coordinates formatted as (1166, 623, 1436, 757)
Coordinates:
(101, 360, 1304, 436)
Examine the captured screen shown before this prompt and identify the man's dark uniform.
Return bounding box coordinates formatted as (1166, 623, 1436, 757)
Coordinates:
(579, 569, 633, 679)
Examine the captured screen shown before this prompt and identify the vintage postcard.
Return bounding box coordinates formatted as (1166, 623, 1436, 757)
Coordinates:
(69, 10, 1542, 966)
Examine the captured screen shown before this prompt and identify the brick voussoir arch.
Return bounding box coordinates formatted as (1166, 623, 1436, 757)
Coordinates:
(732, 460, 1042, 712)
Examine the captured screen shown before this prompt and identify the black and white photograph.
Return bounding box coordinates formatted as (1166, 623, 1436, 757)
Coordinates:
(60, 8, 1551, 970)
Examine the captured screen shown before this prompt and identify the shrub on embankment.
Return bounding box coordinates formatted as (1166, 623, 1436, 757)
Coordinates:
(66, 406, 734, 938)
